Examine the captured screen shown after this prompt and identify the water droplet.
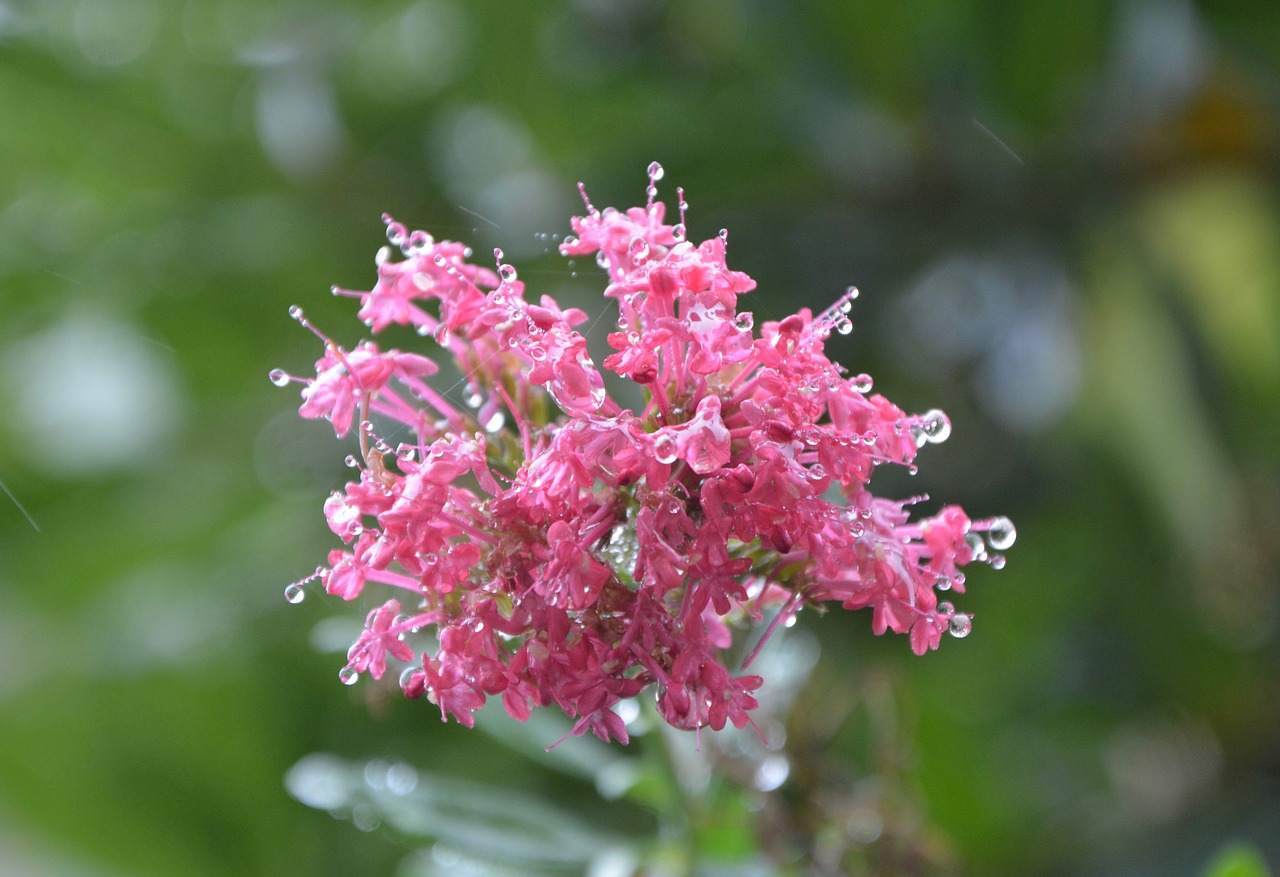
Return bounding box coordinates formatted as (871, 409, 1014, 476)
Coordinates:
(647, 161, 665, 182)
(399, 666, 418, 688)
(483, 411, 505, 432)
(671, 223, 687, 242)
(344, 455, 360, 468)
(562, 234, 579, 248)
(464, 388, 482, 408)
(839, 298, 853, 315)
(851, 374, 873, 393)
(718, 228, 728, 243)
(384, 221, 407, 247)
(596, 251, 610, 269)
(964, 532, 987, 562)
(735, 312, 754, 331)
(493, 247, 504, 261)
(284, 583, 306, 604)
(529, 345, 546, 361)
(654, 433, 678, 464)
(386, 763, 418, 796)
(919, 409, 951, 443)
(990, 554, 1007, 570)
(499, 263, 518, 283)
(846, 285, 860, 300)
(268, 369, 290, 387)
(986, 516, 1016, 550)
(807, 464, 827, 481)
(406, 229, 434, 253)
(339, 667, 359, 686)
(936, 576, 952, 592)
(836, 317, 853, 335)
(948, 614, 972, 638)
(434, 325, 451, 346)
(288, 305, 304, 321)
(938, 601, 955, 617)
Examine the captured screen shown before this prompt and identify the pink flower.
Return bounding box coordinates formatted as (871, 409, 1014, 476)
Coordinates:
(276, 164, 1013, 743)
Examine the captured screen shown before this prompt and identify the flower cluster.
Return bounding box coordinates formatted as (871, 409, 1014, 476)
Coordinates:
(274, 164, 1014, 744)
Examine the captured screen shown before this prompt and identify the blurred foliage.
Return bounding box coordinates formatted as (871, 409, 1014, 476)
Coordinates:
(1, 0, 1278, 875)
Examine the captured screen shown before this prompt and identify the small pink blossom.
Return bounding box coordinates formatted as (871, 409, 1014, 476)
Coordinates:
(276, 165, 1014, 743)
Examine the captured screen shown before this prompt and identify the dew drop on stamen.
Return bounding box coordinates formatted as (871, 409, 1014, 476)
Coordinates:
(965, 531, 987, 562)
(339, 667, 359, 686)
(986, 516, 1017, 550)
(846, 285, 860, 300)
(836, 317, 853, 335)
(671, 223, 687, 242)
(284, 583, 306, 604)
(647, 161, 665, 182)
(269, 369, 290, 387)
(919, 409, 951, 444)
(344, 455, 360, 468)
(288, 305, 304, 321)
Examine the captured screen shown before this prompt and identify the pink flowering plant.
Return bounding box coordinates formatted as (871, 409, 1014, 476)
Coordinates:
(273, 164, 1014, 745)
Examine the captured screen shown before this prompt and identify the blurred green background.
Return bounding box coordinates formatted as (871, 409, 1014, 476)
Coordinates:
(1, 0, 1278, 874)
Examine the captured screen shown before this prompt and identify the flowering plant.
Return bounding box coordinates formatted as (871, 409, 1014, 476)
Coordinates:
(274, 164, 1014, 745)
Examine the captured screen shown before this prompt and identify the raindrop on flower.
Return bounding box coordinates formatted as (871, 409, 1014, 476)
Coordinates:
(284, 583, 306, 604)
(647, 161, 664, 182)
(406, 229, 434, 254)
(499, 264, 518, 283)
(735, 312, 754, 331)
(846, 285, 860, 299)
(836, 317, 853, 335)
(269, 369, 290, 387)
(434, 325, 451, 346)
(919, 409, 951, 444)
(653, 433, 678, 464)
(344, 455, 360, 468)
(986, 516, 1017, 550)
(851, 374, 873, 393)
(384, 219, 407, 247)
(965, 531, 987, 562)
(938, 601, 955, 617)
(399, 666, 418, 688)
(948, 614, 972, 638)
(671, 223, 687, 242)
(339, 667, 359, 686)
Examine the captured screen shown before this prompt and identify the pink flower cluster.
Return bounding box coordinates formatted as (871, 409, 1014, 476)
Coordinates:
(274, 164, 1014, 744)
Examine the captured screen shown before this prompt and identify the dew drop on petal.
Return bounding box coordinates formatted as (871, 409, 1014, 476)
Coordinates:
(339, 667, 360, 685)
(851, 374, 873, 393)
(735, 312, 754, 331)
(948, 614, 972, 638)
(938, 601, 955, 617)
(987, 516, 1017, 550)
(653, 433, 678, 464)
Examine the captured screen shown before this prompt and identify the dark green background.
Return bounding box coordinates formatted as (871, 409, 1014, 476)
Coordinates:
(1, 1, 1277, 874)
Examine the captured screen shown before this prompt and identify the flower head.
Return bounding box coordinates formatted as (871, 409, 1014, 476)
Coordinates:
(275, 164, 1014, 743)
